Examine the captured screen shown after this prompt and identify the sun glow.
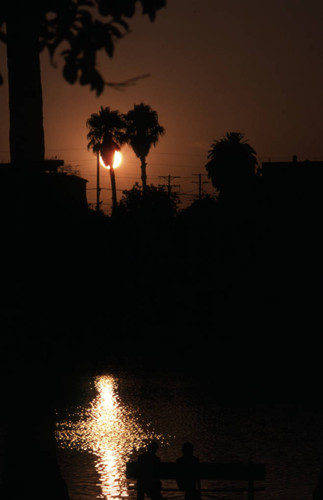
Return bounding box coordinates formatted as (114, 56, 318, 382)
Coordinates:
(100, 151, 122, 169)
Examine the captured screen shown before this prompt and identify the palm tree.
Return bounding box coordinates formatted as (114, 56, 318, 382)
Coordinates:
(1, 1, 165, 168)
(123, 103, 165, 193)
(86, 106, 125, 212)
(205, 132, 258, 204)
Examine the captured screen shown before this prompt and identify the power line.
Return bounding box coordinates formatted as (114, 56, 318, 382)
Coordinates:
(158, 175, 181, 195)
(192, 173, 209, 199)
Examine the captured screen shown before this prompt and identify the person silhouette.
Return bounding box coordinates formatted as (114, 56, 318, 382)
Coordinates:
(176, 442, 201, 500)
(137, 441, 163, 500)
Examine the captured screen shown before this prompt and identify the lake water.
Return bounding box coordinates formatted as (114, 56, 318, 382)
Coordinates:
(55, 367, 323, 500)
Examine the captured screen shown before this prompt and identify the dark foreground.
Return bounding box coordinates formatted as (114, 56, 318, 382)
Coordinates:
(0, 198, 322, 500)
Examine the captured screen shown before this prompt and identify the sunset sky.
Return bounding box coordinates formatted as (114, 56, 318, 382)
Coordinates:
(1, 0, 323, 213)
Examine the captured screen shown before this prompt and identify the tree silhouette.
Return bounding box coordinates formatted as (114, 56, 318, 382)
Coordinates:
(87, 106, 125, 154)
(119, 182, 178, 221)
(86, 106, 125, 213)
(205, 132, 258, 205)
(0, 1, 166, 166)
(123, 103, 165, 193)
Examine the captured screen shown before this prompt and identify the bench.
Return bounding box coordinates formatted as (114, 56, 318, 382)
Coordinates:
(126, 461, 265, 500)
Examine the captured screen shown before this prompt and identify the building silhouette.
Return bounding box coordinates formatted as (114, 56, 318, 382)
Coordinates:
(261, 155, 323, 223)
(0, 160, 88, 219)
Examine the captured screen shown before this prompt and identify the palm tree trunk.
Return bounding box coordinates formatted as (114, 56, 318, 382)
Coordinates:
(109, 167, 117, 214)
(6, 5, 45, 167)
(96, 152, 100, 211)
(140, 157, 147, 194)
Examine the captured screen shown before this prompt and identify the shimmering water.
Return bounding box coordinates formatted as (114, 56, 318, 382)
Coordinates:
(55, 369, 323, 500)
(56, 374, 170, 500)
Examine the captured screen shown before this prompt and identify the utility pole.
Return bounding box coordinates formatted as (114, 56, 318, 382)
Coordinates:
(158, 175, 181, 195)
(109, 166, 117, 214)
(192, 173, 209, 199)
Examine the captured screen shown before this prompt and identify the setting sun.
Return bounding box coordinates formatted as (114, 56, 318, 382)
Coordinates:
(100, 151, 122, 169)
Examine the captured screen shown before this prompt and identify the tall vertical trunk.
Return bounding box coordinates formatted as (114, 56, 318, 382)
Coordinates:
(96, 151, 100, 211)
(109, 166, 117, 214)
(6, 4, 45, 167)
(140, 157, 147, 194)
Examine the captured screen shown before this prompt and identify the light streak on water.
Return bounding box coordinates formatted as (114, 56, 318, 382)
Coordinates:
(55, 375, 170, 500)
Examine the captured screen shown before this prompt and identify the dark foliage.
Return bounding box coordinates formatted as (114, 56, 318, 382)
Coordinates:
(117, 182, 179, 222)
(0, 0, 166, 95)
(178, 195, 219, 224)
(86, 106, 126, 155)
(205, 132, 258, 204)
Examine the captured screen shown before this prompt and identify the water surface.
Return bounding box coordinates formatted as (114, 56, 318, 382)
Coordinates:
(55, 368, 323, 500)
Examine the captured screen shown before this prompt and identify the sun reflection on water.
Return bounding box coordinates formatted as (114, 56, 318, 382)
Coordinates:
(56, 375, 167, 500)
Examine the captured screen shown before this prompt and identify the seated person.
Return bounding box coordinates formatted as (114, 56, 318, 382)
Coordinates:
(176, 442, 201, 500)
(137, 442, 163, 500)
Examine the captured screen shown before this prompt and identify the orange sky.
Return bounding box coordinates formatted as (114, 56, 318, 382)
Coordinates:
(1, 0, 323, 213)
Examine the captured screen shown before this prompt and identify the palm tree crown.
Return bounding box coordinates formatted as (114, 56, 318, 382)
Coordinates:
(86, 106, 126, 155)
(205, 132, 258, 201)
(123, 102, 165, 191)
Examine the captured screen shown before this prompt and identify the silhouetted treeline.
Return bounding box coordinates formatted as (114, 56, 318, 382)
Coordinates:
(1, 161, 322, 404)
